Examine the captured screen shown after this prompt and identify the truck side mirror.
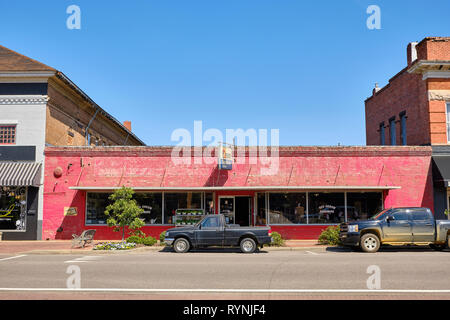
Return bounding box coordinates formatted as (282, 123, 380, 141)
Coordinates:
(387, 216, 395, 222)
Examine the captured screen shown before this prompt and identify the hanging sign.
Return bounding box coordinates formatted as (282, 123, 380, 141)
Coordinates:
(218, 143, 233, 170)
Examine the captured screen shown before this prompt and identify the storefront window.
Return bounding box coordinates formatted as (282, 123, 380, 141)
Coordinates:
(346, 192, 382, 221)
(256, 193, 267, 225)
(269, 193, 307, 224)
(134, 193, 163, 224)
(164, 192, 202, 224)
(308, 193, 345, 224)
(86, 193, 110, 225)
(86, 192, 209, 225)
(0, 186, 27, 230)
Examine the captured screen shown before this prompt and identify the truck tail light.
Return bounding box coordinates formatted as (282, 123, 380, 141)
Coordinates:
(268, 229, 273, 237)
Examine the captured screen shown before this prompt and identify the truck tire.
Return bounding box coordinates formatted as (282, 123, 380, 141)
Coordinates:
(240, 238, 257, 254)
(360, 233, 380, 253)
(173, 238, 190, 253)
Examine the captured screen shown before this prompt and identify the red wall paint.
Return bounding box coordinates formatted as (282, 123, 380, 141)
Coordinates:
(43, 146, 434, 240)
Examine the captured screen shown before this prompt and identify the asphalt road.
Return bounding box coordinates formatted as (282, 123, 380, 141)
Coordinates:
(0, 246, 449, 300)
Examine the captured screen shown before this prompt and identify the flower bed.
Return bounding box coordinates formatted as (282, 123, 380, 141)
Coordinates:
(93, 241, 137, 251)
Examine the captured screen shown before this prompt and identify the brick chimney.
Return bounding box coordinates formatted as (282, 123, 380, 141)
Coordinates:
(407, 42, 418, 66)
(123, 121, 132, 132)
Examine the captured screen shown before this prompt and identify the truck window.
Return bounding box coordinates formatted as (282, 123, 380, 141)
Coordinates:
(392, 211, 410, 220)
(201, 216, 219, 228)
(411, 210, 433, 221)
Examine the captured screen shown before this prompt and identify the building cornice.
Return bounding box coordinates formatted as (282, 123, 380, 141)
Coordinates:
(44, 145, 433, 158)
(0, 95, 49, 105)
(0, 71, 55, 83)
(407, 60, 450, 75)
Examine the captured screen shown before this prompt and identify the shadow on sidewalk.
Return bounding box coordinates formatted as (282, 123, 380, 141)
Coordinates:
(158, 246, 269, 254)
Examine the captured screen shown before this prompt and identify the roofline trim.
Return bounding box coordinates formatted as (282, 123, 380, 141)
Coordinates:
(70, 186, 401, 191)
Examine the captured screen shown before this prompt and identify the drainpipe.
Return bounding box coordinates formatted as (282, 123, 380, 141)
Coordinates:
(85, 108, 100, 145)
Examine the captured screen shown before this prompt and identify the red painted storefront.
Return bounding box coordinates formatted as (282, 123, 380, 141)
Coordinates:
(43, 146, 434, 240)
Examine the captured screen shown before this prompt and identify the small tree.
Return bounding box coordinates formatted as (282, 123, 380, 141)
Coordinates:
(104, 187, 144, 241)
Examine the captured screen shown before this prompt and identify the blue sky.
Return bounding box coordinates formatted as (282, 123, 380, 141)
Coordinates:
(1, 0, 449, 146)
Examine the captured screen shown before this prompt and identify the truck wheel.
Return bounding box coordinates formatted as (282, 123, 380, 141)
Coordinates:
(240, 238, 257, 254)
(173, 238, 190, 253)
(360, 233, 380, 253)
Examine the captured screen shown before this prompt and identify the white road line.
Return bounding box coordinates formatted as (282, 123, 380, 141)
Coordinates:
(305, 251, 319, 255)
(0, 288, 449, 293)
(64, 256, 102, 263)
(0, 255, 27, 262)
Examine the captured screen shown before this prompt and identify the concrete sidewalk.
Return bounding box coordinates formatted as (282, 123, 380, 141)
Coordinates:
(0, 239, 326, 255)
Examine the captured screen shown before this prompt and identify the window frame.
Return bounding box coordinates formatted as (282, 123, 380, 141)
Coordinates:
(0, 124, 17, 145)
(379, 122, 385, 145)
(258, 191, 384, 226)
(399, 111, 407, 145)
(389, 117, 396, 146)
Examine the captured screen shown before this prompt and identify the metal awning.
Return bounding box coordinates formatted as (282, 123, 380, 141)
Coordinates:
(69, 186, 400, 191)
(0, 162, 41, 187)
(432, 154, 450, 187)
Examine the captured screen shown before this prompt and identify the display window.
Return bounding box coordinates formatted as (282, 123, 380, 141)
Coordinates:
(256, 191, 383, 225)
(0, 186, 27, 231)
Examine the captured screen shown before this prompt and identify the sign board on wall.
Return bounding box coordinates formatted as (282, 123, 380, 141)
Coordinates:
(64, 207, 78, 216)
(218, 143, 233, 170)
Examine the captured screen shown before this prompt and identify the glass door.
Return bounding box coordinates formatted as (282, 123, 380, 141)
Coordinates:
(219, 197, 235, 224)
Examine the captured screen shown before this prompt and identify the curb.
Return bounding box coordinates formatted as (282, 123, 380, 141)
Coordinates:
(17, 245, 331, 255)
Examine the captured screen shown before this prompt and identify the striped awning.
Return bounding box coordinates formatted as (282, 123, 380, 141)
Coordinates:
(0, 162, 41, 187)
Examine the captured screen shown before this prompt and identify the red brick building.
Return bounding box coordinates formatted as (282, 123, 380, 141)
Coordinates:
(43, 146, 433, 240)
(365, 37, 450, 220)
(365, 37, 450, 146)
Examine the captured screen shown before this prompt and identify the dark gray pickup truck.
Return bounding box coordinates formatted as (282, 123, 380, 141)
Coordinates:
(164, 214, 273, 253)
(340, 207, 450, 253)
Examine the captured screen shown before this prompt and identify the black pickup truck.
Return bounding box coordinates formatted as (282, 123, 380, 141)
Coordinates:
(164, 214, 273, 253)
(340, 207, 450, 253)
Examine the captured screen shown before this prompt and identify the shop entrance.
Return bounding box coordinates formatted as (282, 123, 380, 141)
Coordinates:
(235, 196, 251, 227)
(219, 196, 251, 226)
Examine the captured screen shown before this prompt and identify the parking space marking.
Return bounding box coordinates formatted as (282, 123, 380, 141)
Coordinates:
(64, 256, 102, 263)
(0, 255, 27, 262)
(305, 251, 319, 255)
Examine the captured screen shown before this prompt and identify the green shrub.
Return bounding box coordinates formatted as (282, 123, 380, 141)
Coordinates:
(126, 235, 157, 246)
(141, 236, 157, 246)
(160, 231, 166, 243)
(126, 235, 142, 244)
(268, 232, 285, 247)
(318, 226, 341, 245)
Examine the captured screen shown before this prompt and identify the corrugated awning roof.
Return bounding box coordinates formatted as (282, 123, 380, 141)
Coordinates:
(0, 162, 41, 186)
